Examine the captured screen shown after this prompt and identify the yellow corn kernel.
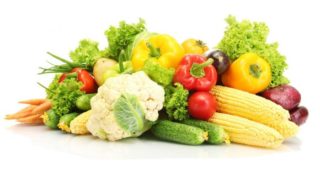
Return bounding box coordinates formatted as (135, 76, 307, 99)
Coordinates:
(211, 85, 298, 138)
(70, 110, 91, 135)
(209, 113, 284, 148)
(58, 122, 71, 133)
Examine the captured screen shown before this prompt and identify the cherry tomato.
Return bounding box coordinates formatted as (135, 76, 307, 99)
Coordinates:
(188, 91, 217, 120)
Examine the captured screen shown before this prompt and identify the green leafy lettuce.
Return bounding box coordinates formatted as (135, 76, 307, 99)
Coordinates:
(46, 75, 85, 117)
(142, 58, 175, 86)
(164, 83, 189, 121)
(104, 19, 146, 61)
(69, 39, 104, 71)
(217, 15, 289, 87)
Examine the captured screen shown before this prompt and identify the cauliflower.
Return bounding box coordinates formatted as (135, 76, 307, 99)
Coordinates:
(86, 71, 165, 141)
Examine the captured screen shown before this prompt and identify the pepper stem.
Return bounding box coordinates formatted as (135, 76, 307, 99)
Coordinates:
(249, 64, 262, 78)
(146, 42, 161, 58)
(190, 58, 213, 78)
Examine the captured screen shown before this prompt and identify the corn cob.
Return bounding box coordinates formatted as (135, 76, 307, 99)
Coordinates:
(58, 112, 79, 133)
(209, 112, 284, 148)
(211, 85, 298, 138)
(70, 110, 92, 135)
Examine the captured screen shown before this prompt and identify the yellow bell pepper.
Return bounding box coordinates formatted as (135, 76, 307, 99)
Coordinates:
(131, 34, 184, 71)
(221, 53, 271, 94)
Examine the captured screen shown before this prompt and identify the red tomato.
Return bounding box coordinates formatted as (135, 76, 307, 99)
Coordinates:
(188, 91, 217, 120)
(77, 69, 97, 93)
(58, 68, 97, 94)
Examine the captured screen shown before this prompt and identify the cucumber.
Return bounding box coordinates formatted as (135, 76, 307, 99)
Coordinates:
(76, 93, 96, 111)
(43, 109, 60, 129)
(58, 112, 79, 132)
(151, 120, 208, 145)
(181, 119, 228, 144)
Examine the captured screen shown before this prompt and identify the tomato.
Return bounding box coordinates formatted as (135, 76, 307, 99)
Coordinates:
(188, 91, 216, 120)
(59, 68, 97, 94)
(76, 69, 97, 93)
(182, 39, 208, 55)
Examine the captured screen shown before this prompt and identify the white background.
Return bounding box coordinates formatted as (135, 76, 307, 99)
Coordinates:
(0, 0, 319, 179)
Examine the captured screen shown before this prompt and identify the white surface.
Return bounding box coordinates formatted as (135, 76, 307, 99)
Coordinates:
(1, 0, 319, 179)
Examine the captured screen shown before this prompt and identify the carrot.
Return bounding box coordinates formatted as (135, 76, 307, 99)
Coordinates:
(19, 99, 46, 105)
(18, 114, 43, 124)
(16, 105, 35, 113)
(5, 105, 36, 120)
(5, 98, 50, 124)
(31, 101, 52, 114)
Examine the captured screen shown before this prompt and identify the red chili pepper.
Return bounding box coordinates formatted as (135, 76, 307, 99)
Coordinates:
(173, 54, 217, 91)
(59, 68, 97, 94)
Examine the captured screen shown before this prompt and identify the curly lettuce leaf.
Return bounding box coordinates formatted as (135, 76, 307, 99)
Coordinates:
(104, 19, 146, 61)
(164, 83, 189, 121)
(46, 75, 85, 117)
(46, 75, 60, 100)
(217, 15, 289, 87)
(69, 39, 104, 70)
(142, 58, 175, 86)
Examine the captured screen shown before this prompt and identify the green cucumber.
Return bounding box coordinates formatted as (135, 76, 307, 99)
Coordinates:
(58, 112, 79, 132)
(43, 109, 60, 129)
(181, 119, 228, 144)
(151, 120, 208, 145)
(76, 93, 96, 111)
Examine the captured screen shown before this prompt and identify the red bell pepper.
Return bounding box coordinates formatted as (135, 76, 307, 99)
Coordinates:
(173, 55, 217, 91)
(59, 68, 97, 94)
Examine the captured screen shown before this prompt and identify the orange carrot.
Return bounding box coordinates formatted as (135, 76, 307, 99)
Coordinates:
(5, 105, 36, 120)
(5, 98, 50, 124)
(31, 101, 52, 114)
(16, 105, 35, 113)
(19, 99, 46, 105)
(18, 114, 43, 124)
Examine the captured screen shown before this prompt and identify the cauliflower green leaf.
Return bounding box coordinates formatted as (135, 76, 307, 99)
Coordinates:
(114, 93, 152, 135)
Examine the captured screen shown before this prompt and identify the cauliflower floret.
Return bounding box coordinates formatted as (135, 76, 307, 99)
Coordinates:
(86, 71, 165, 141)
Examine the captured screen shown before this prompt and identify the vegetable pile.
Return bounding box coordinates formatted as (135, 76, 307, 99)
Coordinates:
(5, 16, 309, 149)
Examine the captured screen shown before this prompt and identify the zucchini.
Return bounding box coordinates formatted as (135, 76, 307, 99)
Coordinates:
(43, 109, 60, 129)
(181, 119, 229, 144)
(76, 93, 96, 111)
(151, 120, 208, 145)
(58, 112, 79, 133)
